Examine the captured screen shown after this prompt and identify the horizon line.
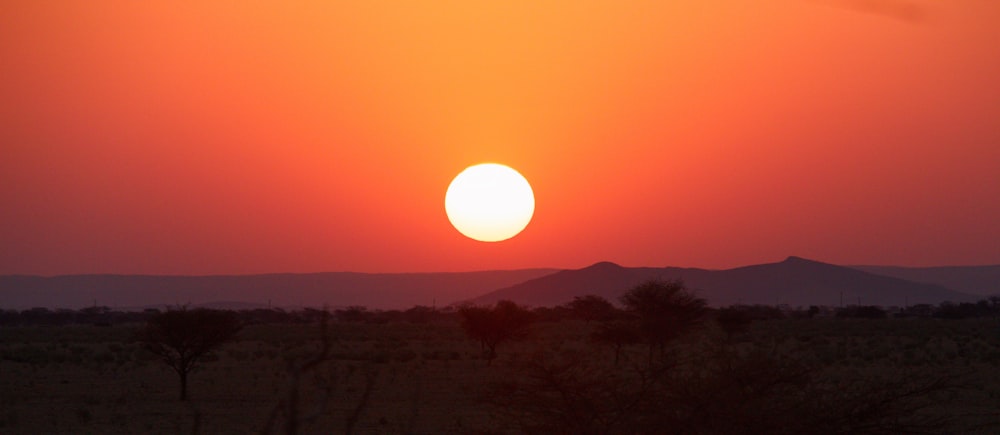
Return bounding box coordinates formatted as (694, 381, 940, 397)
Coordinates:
(4, 256, 1000, 278)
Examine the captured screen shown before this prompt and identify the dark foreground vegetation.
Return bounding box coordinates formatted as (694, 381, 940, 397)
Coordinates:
(2, 282, 1000, 434)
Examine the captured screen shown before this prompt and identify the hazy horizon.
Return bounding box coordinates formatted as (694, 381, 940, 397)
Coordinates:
(4, 256, 1000, 278)
(6, 256, 997, 311)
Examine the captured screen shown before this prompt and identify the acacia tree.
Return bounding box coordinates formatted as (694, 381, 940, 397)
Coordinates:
(591, 320, 641, 365)
(715, 307, 753, 342)
(138, 308, 243, 400)
(619, 279, 706, 366)
(488, 343, 977, 434)
(458, 300, 534, 365)
(567, 295, 619, 322)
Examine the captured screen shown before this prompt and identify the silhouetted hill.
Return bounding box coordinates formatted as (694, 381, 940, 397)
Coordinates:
(852, 265, 1000, 296)
(4, 258, 985, 311)
(0, 269, 558, 310)
(465, 257, 976, 307)
(458, 262, 687, 307)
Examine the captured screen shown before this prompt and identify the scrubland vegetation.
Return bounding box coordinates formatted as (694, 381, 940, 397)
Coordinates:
(2, 282, 1000, 434)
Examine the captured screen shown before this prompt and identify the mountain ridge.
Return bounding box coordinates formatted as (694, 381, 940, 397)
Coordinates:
(2, 257, 991, 310)
(851, 265, 1000, 296)
(465, 256, 977, 307)
(0, 269, 560, 310)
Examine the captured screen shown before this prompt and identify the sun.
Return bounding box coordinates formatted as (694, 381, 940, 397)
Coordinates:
(445, 163, 535, 242)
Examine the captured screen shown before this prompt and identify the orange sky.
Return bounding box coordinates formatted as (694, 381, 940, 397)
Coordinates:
(2, 0, 999, 275)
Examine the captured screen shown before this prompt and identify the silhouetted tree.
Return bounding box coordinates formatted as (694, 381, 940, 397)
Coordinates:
(591, 320, 641, 365)
(242, 308, 296, 324)
(715, 307, 753, 342)
(990, 296, 1000, 320)
(137, 308, 243, 400)
(78, 305, 112, 325)
(328, 306, 357, 322)
(458, 300, 534, 365)
(739, 304, 786, 320)
(567, 295, 619, 322)
(530, 305, 573, 322)
(402, 305, 438, 323)
(21, 307, 75, 325)
(807, 305, 821, 318)
(837, 305, 888, 319)
(0, 309, 18, 326)
(488, 344, 983, 434)
(619, 280, 707, 366)
(904, 303, 935, 317)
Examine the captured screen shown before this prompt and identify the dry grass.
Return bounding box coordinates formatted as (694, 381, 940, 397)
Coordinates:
(1, 318, 999, 433)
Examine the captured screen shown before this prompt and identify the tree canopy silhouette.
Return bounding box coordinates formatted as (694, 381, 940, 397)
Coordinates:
(619, 279, 707, 365)
(458, 300, 534, 365)
(591, 319, 641, 365)
(566, 294, 619, 322)
(715, 307, 753, 342)
(137, 308, 243, 400)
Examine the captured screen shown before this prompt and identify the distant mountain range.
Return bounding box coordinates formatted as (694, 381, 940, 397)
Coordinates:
(851, 265, 1000, 296)
(1, 257, 993, 310)
(0, 269, 557, 310)
(466, 257, 978, 308)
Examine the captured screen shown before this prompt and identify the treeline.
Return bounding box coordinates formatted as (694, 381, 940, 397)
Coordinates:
(8, 280, 998, 433)
(3, 295, 999, 327)
(826, 298, 1000, 319)
(459, 281, 1000, 433)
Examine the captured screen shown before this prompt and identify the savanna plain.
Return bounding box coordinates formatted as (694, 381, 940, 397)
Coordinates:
(2, 298, 1000, 434)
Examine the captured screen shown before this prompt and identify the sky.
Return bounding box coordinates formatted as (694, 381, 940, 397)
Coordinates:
(2, 0, 999, 275)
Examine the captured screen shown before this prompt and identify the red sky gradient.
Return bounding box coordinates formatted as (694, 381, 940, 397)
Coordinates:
(2, 1, 999, 275)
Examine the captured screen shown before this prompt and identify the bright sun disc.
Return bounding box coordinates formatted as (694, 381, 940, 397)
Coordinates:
(445, 163, 535, 242)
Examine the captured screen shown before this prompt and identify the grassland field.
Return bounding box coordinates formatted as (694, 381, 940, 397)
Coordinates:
(2, 316, 1000, 434)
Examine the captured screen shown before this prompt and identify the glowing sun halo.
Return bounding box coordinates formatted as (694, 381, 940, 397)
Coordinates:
(445, 163, 535, 242)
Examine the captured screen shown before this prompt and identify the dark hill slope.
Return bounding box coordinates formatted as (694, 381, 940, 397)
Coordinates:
(466, 257, 975, 307)
(853, 265, 1000, 296)
(0, 269, 559, 310)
